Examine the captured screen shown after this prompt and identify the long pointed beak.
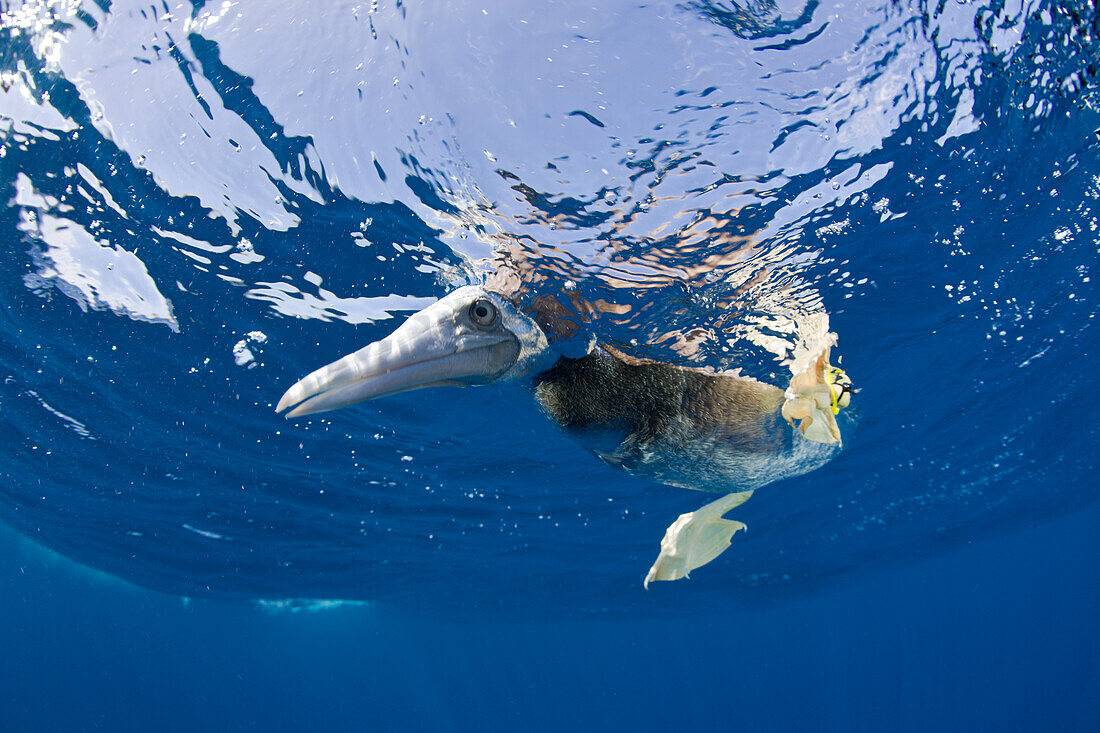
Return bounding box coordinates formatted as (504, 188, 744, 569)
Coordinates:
(276, 293, 520, 418)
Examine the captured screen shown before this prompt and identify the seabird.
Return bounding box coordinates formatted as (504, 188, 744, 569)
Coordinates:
(276, 284, 852, 586)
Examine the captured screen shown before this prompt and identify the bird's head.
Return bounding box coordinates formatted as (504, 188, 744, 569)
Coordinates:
(276, 286, 554, 417)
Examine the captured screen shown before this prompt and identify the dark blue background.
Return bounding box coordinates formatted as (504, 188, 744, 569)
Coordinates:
(2, 504, 1095, 732)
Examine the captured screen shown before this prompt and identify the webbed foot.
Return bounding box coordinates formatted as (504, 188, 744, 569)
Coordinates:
(644, 490, 754, 588)
(781, 343, 851, 446)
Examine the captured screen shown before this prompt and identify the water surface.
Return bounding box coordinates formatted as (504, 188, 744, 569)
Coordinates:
(1, 0, 1097, 614)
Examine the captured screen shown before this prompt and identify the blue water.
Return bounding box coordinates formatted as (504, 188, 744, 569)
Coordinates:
(1, 0, 1097, 730)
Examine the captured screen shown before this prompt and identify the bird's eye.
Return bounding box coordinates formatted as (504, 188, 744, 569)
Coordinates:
(468, 298, 499, 328)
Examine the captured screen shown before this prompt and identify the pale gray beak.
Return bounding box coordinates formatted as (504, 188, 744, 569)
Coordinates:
(276, 288, 524, 418)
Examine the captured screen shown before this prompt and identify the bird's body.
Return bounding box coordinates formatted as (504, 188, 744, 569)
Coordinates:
(533, 347, 837, 493)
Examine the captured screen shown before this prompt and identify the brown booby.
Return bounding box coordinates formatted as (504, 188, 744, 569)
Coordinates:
(276, 284, 851, 586)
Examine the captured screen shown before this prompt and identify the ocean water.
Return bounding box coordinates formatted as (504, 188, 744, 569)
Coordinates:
(1, 0, 1097, 730)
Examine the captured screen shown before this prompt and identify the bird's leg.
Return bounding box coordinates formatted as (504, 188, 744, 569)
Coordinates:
(644, 490, 754, 588)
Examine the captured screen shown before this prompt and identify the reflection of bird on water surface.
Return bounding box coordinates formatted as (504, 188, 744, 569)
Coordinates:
(276, 284, 852, 586)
